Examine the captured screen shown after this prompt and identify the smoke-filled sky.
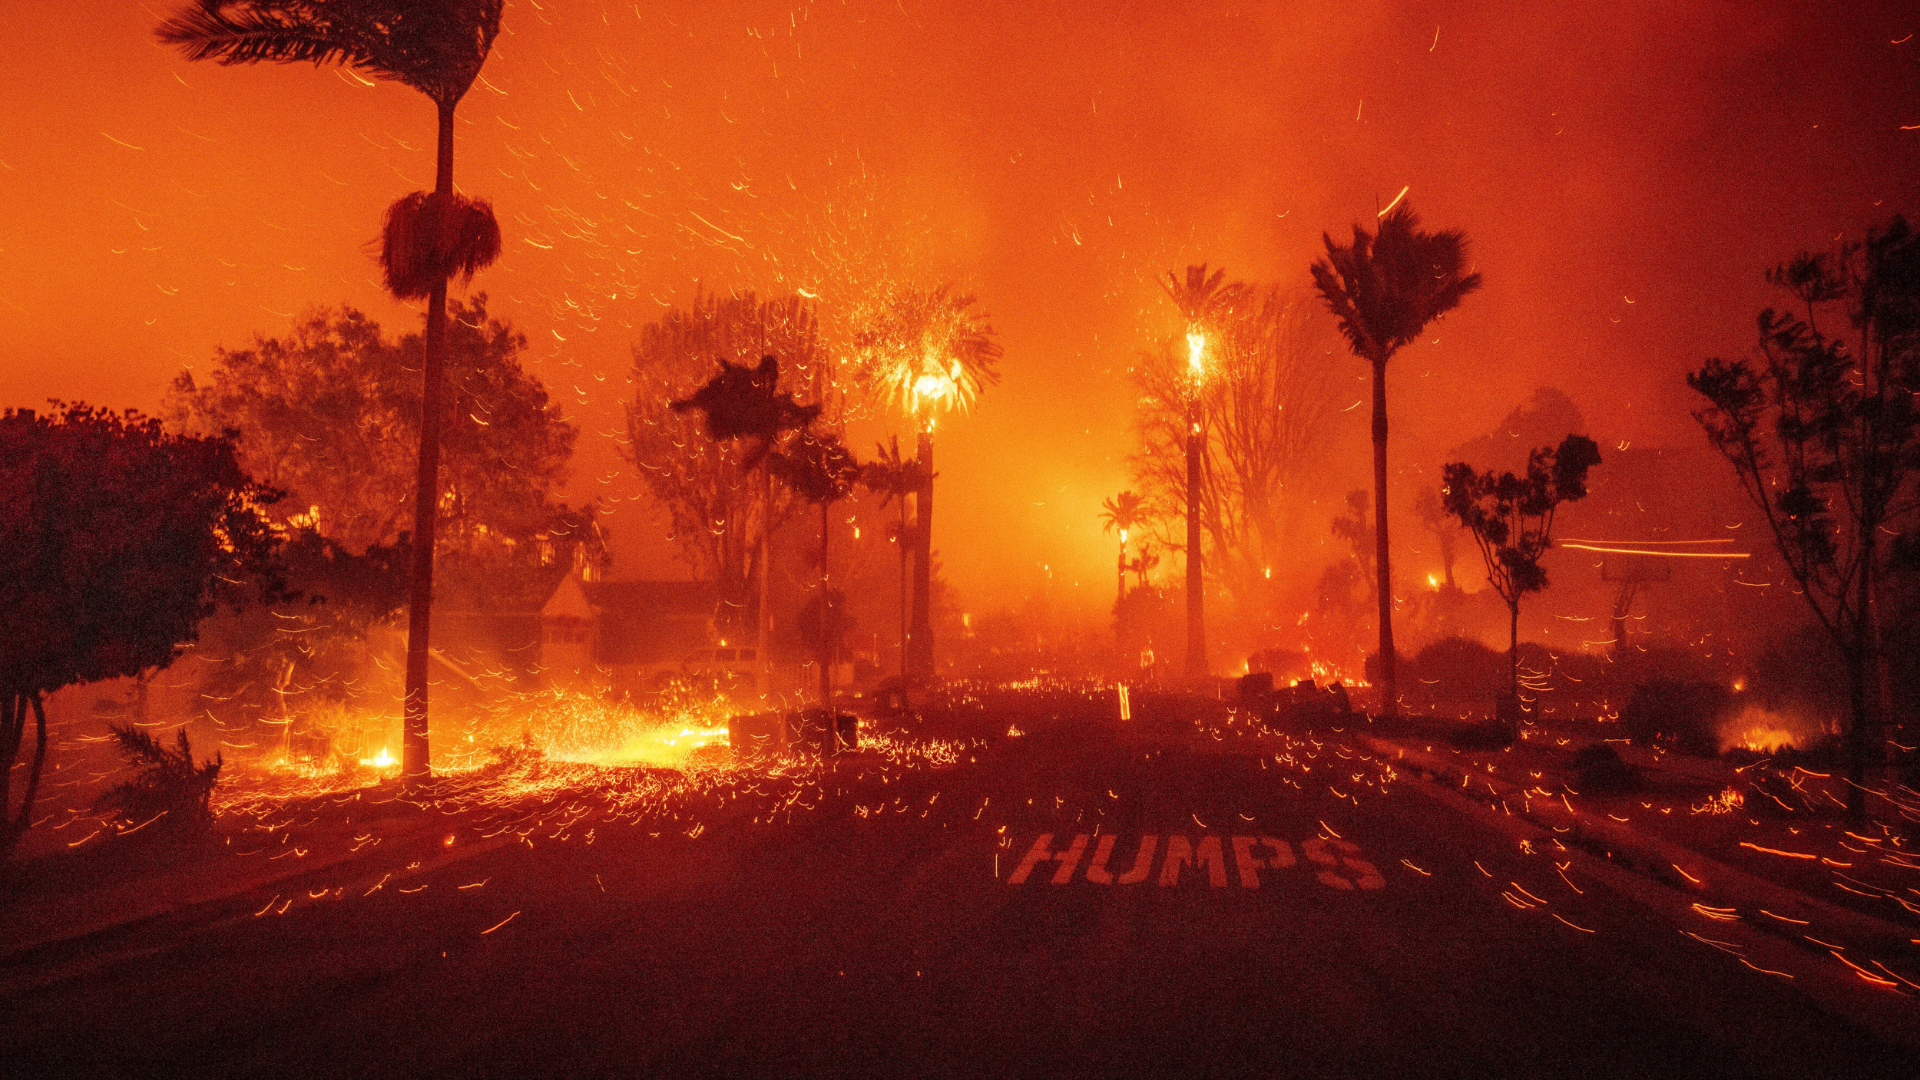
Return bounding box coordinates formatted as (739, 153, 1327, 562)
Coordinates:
(4, 1, 1918, 612)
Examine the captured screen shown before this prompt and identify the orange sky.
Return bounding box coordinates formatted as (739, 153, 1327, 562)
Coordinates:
(3, 1, 1918, 612)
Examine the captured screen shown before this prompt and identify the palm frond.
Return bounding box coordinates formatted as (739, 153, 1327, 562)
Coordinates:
(157, 1, 504, 107)
(380, 191, 501, 299)
(853, 284, 1003, 419)
(1311, 201, 1482, 366)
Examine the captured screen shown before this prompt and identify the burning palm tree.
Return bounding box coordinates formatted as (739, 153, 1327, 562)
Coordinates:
(854, 285, 1001, 680)
(1310, 203, 1481, 716)
(863, 437, 926, 704)
(157, 0, 506, 780)
(1162, 265, 1246, 678)
(1099, 490, 1148, 608)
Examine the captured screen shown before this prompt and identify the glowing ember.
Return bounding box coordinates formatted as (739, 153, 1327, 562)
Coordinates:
(1717, 704, 1824, 754)
(566, 724, 732, 769)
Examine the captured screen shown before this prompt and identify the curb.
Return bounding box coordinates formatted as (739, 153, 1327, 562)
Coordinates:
(0, 817, 512, 970)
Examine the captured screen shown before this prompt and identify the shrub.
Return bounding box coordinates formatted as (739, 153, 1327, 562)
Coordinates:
(95, 725, 222, 835)
(1571, 743, 1636, 791)
(1620, 681, 1733, 757)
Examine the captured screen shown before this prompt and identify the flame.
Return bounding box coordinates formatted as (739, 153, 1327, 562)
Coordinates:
(358, 748, 395, 769)
(1186, 331, 1206, 379)
(1717, 704, 1823, 754)
(567, 723, 731, 769)
(894, 354, 977, 421)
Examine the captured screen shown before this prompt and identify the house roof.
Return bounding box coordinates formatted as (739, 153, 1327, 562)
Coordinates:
(537, 573, 724, 665)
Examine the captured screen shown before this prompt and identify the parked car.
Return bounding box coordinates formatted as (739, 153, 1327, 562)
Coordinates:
(642, 646, 761, 694)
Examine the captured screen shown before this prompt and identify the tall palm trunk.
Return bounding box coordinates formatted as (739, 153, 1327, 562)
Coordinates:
(820, 499, 833, 712)
(402, 103, 456, 782)
(758, 457, 771, 694)
(1370, 357, 1397, 716)
(1185, 400, 1206, 677)
(910, 431, 934, 680)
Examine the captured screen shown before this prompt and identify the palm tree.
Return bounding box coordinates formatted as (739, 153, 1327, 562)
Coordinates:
(157, 0, 506, 781)
(673, 354, 823, 691)
(1162, 265, 1247, 679)
(1099, 491, 1147, 608)
(1125, 544, 1161, 589)
(772, 431, 861, 722)
(1310, 203, 1482, 716)
(854, 285, 1002, 680)
(863, 437, 925, 705)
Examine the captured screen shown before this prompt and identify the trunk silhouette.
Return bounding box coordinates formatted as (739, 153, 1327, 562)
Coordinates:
(911, 431, 934, 680)
(401, 105, 456, 781)
(1369, 358, 1394, 711)
(1185, 403, 1206, 677)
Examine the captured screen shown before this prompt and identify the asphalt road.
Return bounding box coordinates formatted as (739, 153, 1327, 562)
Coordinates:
(4, 690, 1915, 1078)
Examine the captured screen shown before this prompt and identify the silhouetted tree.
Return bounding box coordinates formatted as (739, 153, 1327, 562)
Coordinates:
(1689, 218, 1920, 824)
(773, 431, 862, 710)
(159, 0, 508, 781)
(1330, 490, 1375, 605)
(1443, 435, 1602, 723)
(1130, 286, 1345, 655)
(1164, 265, 1244, 677)
(632, 293, 829, 646)
(854, 285, 1001, 679)
(1413, 483, 1460, 589)
(167, 298, 580, 572)
(1099, 490, 1148, 608)
(863, 437, 927, 695)
(1125, 543, 1162, 588)
(0, 405, 279, 859)
(1312, 202, 1483, 715)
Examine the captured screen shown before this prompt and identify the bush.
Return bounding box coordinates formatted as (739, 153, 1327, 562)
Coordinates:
(1620, 681, 1733, 757)
(95, 726, 222, 836)
(1571, 743, 1636, 791)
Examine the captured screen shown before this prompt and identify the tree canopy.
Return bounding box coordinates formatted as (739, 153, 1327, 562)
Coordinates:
(156, 0, 504, 110)
(853, 285, 1001, 427)
(1442, 434, 1601, 707)
(1129, 285, 1345, 612)
(167, 295, 579, 570)
(1689, 216, 1920, 821)
(1, 404, 279, 858)
(627, 291, 832, 610)
(1310, 203, 1483, 368)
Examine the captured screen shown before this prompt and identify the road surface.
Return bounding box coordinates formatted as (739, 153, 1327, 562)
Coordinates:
(3, 688, 1914, 1077)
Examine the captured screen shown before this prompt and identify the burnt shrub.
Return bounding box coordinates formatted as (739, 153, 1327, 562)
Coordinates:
(1571, 743, 1636, 792)
(1385, 637, 1506, 717)
(1620, 680, 1733, 757)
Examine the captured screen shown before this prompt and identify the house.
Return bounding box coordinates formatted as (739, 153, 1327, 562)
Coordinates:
(538, 570, 722, 695)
